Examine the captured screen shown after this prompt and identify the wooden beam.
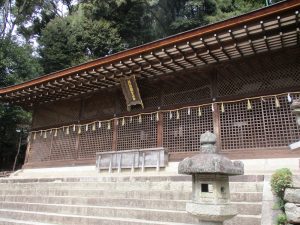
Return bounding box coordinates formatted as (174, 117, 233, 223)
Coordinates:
(200, 38, 219, 62)
(122, 59, 156, 77)
(151, 52, 176, 72)
(214, 34, 231, 60)
(244, 25, 257, 54)
(139, 55, 166, 74)
(162, 49, 186, 69)
(174, 45, 197, 67)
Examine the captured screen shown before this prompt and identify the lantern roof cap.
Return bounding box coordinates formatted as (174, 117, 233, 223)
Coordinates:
(178, 131, 244, 175)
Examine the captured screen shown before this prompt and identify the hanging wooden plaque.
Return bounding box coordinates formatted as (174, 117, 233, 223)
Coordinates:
(120, 75, 144, 111)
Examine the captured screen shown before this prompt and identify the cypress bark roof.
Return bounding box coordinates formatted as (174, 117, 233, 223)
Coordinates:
(1, 0, 299, 107)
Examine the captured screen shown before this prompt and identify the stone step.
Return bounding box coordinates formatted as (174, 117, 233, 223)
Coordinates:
(0, 196, 262, 215)
(0, 208, 260, 225)
(0, 189, 262, 202)
(0, 201, 198, 224)
(0, 189, 263, 203)
(224, 215, 261, 225)
(0, 181, 264, 192)
(0, 189, 192, 200)
(0, 196, 187, 211)
(0, 175, 264, 184)
(0, 181, 192, 192)
(229, 182, 264, 193)
(232, 202, 262, 215)
(0, 175, 263, 225)
(0, 218, 57, 225)
(0, 182, 264, 195)
(0, 209, 198, 225)
(230, 192, 263, 202)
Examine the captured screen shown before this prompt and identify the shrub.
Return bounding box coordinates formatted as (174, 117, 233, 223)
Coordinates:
(271, 168, 293, 199)
(276, 213, 287, 225)
(273, 198, 285, 211)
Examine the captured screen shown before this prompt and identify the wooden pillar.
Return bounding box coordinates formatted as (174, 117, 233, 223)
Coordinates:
(24, 133, 32, 165)
(75, 130, 80, 160)
(112, 118, 118, 151)
(75, 98, 84, 160)
(212, 103, 222, 152)
(156, 84, 164, 148)
(25, 107, 36, 165)
(211, 69, 222, 151)
(157, 111, 163, 147)
(49, 130, 55, 160)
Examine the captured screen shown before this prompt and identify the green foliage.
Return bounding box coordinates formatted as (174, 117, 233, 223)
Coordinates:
(36, 0, 266, 73)
(0, 38, 41, 171)
(205, 0, 264, 24)
(273, 197, 285, 211)
(0, 38, 43, 86)
(276, 213, 287, 225)
(39, 8, 123, 74)
(271, 168, 293, 199)
(77, 0, 156, 47)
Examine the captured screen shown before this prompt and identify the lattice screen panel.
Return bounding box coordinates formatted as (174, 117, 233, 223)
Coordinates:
(162, 86, 211, 107)
(220, 94, 300, 151)
(217, 50, 300, 98)
(116, 114, 157, 150)
(32, 98, 81, 129)
(119, 70, 212, 113)
(50, 129, 77, 161)
(119, 83, 160, 113)
(220, 100, 266, 150)
(120, 95, 160, 113)
(262, 94, 300, 148)
(82, 90, 116, 120)
(162, 106, 213, 152)
(78, 123, 113, 159)
(27, 132, 51, 163)
(161, 72, 212, 107)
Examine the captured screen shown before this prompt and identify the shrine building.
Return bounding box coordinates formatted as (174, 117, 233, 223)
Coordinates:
(0, 0, 300, 170)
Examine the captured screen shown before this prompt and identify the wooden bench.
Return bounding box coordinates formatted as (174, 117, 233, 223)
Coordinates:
(96, 148, 168, 173)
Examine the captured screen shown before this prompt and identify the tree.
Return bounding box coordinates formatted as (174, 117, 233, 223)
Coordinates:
(38, 0, 265, 73)
(0, 0, 77, 41)
(0, 38, 42, 171)
(205, 0, 264, 24)
(151, 0, 264, 35)
(77, 0, 156, 47)
(39, 8, 123, 73)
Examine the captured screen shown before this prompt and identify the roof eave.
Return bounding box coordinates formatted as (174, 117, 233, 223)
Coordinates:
(0, 0, 299, 95)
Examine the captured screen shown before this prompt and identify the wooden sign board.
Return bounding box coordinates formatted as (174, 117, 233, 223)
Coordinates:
(120, 75, 144, 111)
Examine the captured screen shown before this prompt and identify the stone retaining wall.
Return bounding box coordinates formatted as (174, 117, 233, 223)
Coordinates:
(284, 188, 300, 224)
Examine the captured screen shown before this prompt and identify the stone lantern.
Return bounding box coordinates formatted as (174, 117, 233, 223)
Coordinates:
(178, 131, 244, 225)
(289, 99, 300, 150)
(291, 99, 300, 126)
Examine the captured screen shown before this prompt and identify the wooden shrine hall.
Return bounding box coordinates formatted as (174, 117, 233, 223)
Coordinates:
(0, 0, 300, 168)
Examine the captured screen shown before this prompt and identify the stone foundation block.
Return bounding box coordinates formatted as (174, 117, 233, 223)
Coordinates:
(284, 188, 300, 204)
(285, 203, 300, 224)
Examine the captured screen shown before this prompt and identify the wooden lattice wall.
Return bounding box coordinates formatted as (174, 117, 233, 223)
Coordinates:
(26, 49, 300, 166)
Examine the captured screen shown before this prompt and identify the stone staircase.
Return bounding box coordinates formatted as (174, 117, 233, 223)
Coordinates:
(0, 175, 263, 225)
